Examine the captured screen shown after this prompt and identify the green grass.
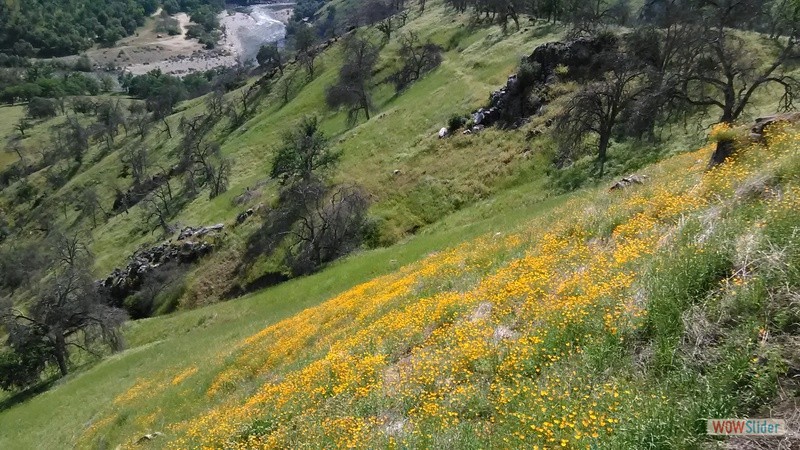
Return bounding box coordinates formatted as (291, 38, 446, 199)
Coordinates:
(3, 122, 797, 448)
(0, 171, 563, 449)
(31, 6, 568, 279)
(2, 3, 800, 448)
(0, 105, 24, 170)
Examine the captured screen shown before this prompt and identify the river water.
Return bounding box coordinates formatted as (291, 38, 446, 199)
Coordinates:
(123, 3, 291, 75)
(220, 3, 290, 63)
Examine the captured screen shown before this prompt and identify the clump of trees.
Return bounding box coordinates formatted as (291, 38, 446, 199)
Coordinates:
(0, 0, 224, 57)
(121, 69, 221, 138)
(257, 43, 284, 76)
(551, 0, 800, 176)
(246, 116, 371, 276)
(1, 67, 101, 105)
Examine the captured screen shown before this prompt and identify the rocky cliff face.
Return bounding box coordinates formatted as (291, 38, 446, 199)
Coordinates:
(467, 35, 617, 130)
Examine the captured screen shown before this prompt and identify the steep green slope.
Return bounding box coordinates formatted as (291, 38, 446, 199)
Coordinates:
(2, 1, 799, 448)
(2, 121, 797, 449)
(17, 7, 570, 303)
(0, 161, 564, 448)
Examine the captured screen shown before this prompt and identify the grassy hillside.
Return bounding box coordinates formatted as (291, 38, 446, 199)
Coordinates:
(2, 0, 800, 447)
(2, 121, 798, 448)
(0, 6, 578, 307)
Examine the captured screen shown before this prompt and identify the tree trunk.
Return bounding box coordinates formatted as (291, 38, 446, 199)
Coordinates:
(361, 93, 370, 121)
(53, 331, 69, 376)
(708, 139, 735, 169)
(163, 119, 172, 138)
(597, 133, 610, 178)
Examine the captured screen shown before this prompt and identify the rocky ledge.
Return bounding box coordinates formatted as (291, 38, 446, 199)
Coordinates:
(98, 223, 224, 304)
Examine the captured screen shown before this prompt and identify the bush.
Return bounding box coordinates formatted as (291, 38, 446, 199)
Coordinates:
(0, 331, 50, 392)
(447, 114, 467, 133)
(73, 55, 93, 72)
(709, 122, 737, 143)
(26, 97, 58, 119)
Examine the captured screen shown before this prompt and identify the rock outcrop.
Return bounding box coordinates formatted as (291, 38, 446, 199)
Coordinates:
(99, 224, 224, 304)
(751, 113, 800, 140)
(525, 35, 616, 82)
(465, 35, 617, 130)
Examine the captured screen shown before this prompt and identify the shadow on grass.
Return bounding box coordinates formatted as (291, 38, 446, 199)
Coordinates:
(0, 377, 58, 412)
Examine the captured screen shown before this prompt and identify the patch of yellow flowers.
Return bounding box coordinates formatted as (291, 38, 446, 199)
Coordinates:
(80, 124, 800, 448)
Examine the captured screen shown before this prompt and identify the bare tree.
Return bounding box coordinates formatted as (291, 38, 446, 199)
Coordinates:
(51, 231, 91, 268)
(279, 69, 299, 105)
(294, 24, 319, 79)
(185, 140, 230, 198)
(121, 145, 150, 185)
(665, 14, 799, 166)
(285, 181, 370, 275)
(1, 236, 126, 379)
(557, 61, 650, 177)
(94, 99, 127, 152)
(207, 157, 231, 199)
(60, 116, 90, 162)
(364, 0, 395, 41)
(14, 117, 30, 138)
(391, 31, 443, 92)
(298, 48, 320, 80)
(227, 83, 264, 129)
(142, 182, 174, 234)
(79, 186, 107, 228)
(325, 35, 380, 124)
(6, 138, 25, 166)
(147, 88, 182, 138)
(677, 31, 797, 125)
(205, 89, 226, 118)
(128, 102, 152, 140)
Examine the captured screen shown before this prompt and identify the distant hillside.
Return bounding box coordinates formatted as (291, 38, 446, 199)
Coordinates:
(0, 0, 224, 57)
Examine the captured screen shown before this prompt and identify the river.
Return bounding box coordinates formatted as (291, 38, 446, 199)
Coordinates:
(123, 3, 292, 76)
(219, 3, 292, 62)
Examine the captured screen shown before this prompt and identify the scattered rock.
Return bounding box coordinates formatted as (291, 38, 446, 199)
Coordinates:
(177, 224, 224, 240)
(393, 169, 401, 176)
(236, 208, 255, 225)
(609, 174, 649, 191)
(470, 302, 492, 322)
(751, 112, 800, 140)
(463, 124, 485, 135)
(382, 417, 408, 437)
(493, 325, 519, 342)
(136, 432, 164, 444)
